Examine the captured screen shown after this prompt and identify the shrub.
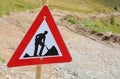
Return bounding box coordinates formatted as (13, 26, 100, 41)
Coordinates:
(65, 15, 78, 24)
(110, 15, 115, 25)
(114, 6, 118, 11)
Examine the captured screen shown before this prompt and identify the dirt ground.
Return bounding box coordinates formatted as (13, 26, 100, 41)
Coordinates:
(0, 9, 120, 79)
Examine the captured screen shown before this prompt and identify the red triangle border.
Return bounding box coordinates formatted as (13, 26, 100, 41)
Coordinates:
(7, 6, 72, 67)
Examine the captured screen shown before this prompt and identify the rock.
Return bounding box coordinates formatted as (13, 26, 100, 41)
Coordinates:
(102, 31, 112, 40)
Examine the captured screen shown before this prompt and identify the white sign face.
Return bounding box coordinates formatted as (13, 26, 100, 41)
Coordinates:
(20, 19, 62, 59)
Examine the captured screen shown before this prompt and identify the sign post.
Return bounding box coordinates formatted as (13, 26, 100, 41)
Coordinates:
(36, 65, 42, 79)
(36, 1, 48, 79)
(7, 0, 72, 79)
(42, 0, 48, 6)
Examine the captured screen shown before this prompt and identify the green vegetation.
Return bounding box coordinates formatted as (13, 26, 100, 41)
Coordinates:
(64, 15, 79, 24)
(0, 0, 40, 16)
(0, 0, 120, 34)
(49, 0, 120, 13)
(83, 20, 108, 33)
(0, 0, 120, 16)
(110, 15, 115, 25)
(64, 14, 120, 34)
(114, 6, 118, 11)
(82, 17, 120, 34)
(0, 58, 6, 63)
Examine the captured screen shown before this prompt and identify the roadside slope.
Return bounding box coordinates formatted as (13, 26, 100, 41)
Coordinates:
(0, 9, 120, 79)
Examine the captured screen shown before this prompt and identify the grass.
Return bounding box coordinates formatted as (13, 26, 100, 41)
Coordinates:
(64, 15, 79, 24)
(0, 0, 120, 34)
(64, 13, 120, 34)
(0, 0, 120, 16)
(83, 20, 108, 33)
(49, 0, 120, 13)
(0, 58, 6, 63)
(0, 0, 41, 16)
(82, 17, 120, 34)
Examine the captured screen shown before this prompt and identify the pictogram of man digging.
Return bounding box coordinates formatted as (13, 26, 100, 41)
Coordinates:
(34, 31, 48, 56)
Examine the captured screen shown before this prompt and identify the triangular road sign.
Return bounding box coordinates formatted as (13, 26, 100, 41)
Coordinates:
(7, 6, 72, 67)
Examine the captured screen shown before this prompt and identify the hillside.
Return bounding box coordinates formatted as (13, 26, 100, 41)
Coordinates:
(49, 0, 120, 13)
(0, 1, 120, 79)
(0, 9, 120, 79)
(0, 0, 40, 16)
(0, 0, 120, 79)
(0, 0, 120, 16)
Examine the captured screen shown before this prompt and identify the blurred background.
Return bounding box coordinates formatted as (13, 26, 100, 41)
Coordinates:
(0, 0, 120, 34)
(0, 0, 120, 79)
